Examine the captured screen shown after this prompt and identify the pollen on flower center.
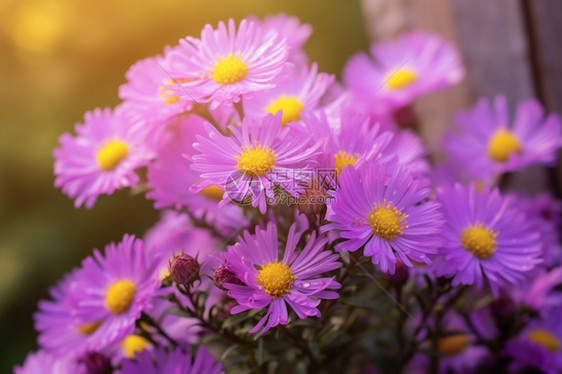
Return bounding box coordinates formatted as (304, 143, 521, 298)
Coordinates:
(461, 224, 498, 259)
(200, 185, 224, 201)
(386, 69, 417, 90)
(236, 144, 276, 176)
(158, 86, 179, 104)
(334, 150, 359, 175)
(266, 96, 304, 125)
(256, 260, 296, 298)
(96, 140, 129, 171)
(527, 329, 561, 353)
(105, 280, 136, 315)
(77, 321, 102, 336)
(121, 334, 149, 359)
(487, 129, 521, 162)
(436, 333, 470, 356)
(368, 201, 407, 241)
(212, 53, 248, 85)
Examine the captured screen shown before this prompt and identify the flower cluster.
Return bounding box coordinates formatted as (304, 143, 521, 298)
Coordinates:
(17, 13, 562, 374)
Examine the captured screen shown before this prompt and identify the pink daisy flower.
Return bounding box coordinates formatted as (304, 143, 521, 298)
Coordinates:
(243, 63, 334, 126)
(35, 235, 161, 357)
(222, 223, 341, 334)
(191, 112, 319, 213)
(53, 106, 155, 208)
(166, 18, 288, 109)
(443, 95, 562, 180)
(118, 47, 194, 127)
(323, 161, 443, 273)
(343, 31, 464, 114)
(432, 183, 543, 295)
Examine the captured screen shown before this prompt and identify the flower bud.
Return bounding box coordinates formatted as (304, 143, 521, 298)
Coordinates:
(386, 259, 409, 286)
(169, 254, 200, 286)
(213, 264, 241, 290)
(296, 179, 329, 217)
(83, 352, 112, 374)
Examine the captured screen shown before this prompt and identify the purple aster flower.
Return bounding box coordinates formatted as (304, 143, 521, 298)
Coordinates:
(146, 116, 247, 234)
(53, 106, 155, 208)
(323, 161, 444, 274)
(432, 183, 543, 295)
(35, 235, 161, 357)
(343, 31, 464, 114)
(14, 350, 85, 374)
(222, 223, 342, 334)
(505, 313, 562, 373)
(118, 46, 193, 127)
(166, 18, 288, 109)
(191, 112, 319, 213)
(510, 267, 562, 317)
(516, 193, 562, 267)
(243, 63, 334, 126)
(443, 95, 562, 181)
(117, 347, 223, 374)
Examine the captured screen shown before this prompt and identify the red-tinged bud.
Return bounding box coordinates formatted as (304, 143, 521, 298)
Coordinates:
(386, 259, 409, 286)
(169, 254, 200, 287)
(83, 352, 112, 374)
(296, 179, 329, 217)
(213, 264, 242, 291)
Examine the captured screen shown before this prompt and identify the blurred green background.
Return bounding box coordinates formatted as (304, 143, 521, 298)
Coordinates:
(0, 0, 368, 370)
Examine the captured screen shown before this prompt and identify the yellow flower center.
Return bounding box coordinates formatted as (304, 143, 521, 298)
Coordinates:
(487, 129, 521, 162)
(200, 185, 224, 201)
(121, 334, 149, 359)
(334, 151, 359, 175)
(368, 201, 407, 241)
(212, 53, 248, 85)
(527, 329, 561, 353)
(266, 96, 304, 125)
(158, 86, 179, 104)
(158, 77, 194, 103)
(236, 144, 276, 176)
(256, 260, 296, 298)
(77, 321, 102, 336)
(437, 333, 470, 356)
(461, 224, 498, 259)
(105, 280, 136, 315)
(96, 140, 129, 171)
(386, 69, 417, 90)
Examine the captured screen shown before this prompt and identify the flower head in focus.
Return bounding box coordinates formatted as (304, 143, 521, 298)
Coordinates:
(35, 235, 161, 356)
(222, 223, 341, 334)
(53, 106, 155, 208)
(166, 18, 288, 109)
(324, 161, 443, 273)
(432, 183, 543, 295)
(191, 112, 319, 213)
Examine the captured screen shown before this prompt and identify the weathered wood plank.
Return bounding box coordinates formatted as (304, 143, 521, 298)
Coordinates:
(525, 0, 562, 194)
